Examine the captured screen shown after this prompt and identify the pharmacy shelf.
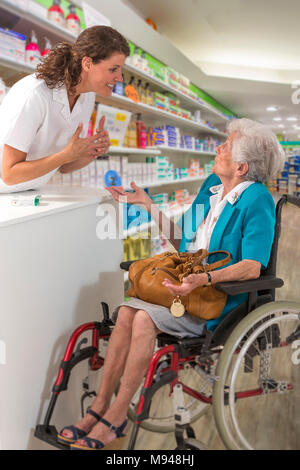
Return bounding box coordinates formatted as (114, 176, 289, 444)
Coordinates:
(0, 0, 231, 128)
(148, 145, 216, 156)
(98, 93, 227, 138)
(124, 62, 231, 123)
(0, 54, 35, 74)
(108, 145, 216, 157)
(0, 0, 77, 42)
(108, 146, 161, 155)
(123, 176, 205, 190)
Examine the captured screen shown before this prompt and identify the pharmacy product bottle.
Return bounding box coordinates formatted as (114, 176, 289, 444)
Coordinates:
(48, 0, 65, 27)
(136, 114, 147, 149)
(41, 37, 52, 56)
(25, 31, 41, 66)
(129, 76, 136, 88)
(131, 46, 141, 68)
(141, 51, 149, 73)
(125, 76, 139, 103)
(113, 74, 125, 96)
(127, 119, 137, 148)
(66, 4, 81, 35)
(137, 79, 146, 104)
(145, 83, 154, 106)
(90, 104, 97, 134)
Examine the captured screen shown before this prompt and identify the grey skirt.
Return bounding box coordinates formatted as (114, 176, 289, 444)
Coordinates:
(112, 297, 206, 339)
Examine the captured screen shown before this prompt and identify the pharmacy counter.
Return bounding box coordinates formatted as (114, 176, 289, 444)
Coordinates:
(0, 185, 124, 450)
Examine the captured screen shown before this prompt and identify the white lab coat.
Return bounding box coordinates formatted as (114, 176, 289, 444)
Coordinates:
(0, 74, 95, 193)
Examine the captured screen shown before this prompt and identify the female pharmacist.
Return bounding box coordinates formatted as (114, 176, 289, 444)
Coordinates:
(0, 26, 129, 193)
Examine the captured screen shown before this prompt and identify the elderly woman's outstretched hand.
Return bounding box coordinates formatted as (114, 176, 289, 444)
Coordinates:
(106, 181, 151, 208)
(162, 273, 208, 296)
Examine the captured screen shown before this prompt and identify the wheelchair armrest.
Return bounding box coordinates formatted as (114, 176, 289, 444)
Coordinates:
(214, 275, 284, 296)
(120, 260, 137, 271)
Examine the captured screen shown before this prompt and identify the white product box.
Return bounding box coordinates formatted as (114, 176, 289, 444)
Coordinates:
(89, 161, 96, 186)
(109, 156, 121, 173)
(81, 166, 90, 186)
(122, 172, 128, 188)
(121, 156, 128, 174)
(0, 28, 26, 63)
(95, 104, 132, 147)
(72, 170, 81, 186)
(28, 0, 47, 18)
(5, 0, 28, 10)
(61, 172, 72, 185)
(50, 171, 62, 184)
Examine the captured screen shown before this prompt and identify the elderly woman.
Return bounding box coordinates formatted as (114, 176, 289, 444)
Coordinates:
(59, 118, 285, 450)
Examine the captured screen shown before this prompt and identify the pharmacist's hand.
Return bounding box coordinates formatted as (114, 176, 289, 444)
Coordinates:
(95, 116, 110, 155)
(106, 181, 150, 208)
(61, 117, 110, 164)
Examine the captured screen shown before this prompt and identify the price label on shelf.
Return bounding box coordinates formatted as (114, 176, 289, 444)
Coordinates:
(82, 1, 111, 27)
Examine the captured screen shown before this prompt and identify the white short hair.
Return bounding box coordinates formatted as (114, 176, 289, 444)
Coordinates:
(227, 118, 285, 182)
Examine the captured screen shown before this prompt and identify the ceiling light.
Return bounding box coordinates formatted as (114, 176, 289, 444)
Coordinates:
(266, 106, 278, 111)
(273, 117, 282, 121)
(278, 124, 285, 128)
(287, 117, 297, 121)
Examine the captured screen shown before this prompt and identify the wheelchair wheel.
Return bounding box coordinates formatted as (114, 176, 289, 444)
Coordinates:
(127, 359, 210, 433)
(213, 301, 300, 450)
(175, 438, 207, 450)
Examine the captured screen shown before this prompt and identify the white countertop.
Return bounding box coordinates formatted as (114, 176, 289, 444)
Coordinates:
(0, 184, 113, 228)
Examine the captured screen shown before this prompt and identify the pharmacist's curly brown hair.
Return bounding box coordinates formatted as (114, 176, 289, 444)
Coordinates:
(36, 26, 130, 95)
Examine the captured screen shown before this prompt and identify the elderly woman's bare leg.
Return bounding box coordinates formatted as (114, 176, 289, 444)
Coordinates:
(75, 309, 161, 448)
(60, 305, 138, 439)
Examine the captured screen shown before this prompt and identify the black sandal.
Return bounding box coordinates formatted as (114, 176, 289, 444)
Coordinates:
(57, 408, 102, 446)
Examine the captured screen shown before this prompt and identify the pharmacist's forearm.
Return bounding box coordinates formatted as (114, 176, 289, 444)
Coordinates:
(145, 199, 182, 251)
(2, 151, 66, 185)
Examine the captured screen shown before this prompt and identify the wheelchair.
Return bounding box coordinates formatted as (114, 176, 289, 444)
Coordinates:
(35, 194, 300, 450)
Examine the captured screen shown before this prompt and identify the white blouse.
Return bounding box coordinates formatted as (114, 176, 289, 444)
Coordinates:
(187, 180, 254, 253)
(0, 74, 95, 193)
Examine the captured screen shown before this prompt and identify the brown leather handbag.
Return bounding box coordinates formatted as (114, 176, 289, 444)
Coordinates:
(127, 249, 231, 320)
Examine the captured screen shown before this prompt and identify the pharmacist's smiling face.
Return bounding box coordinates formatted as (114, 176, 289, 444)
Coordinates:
(82, 52, 126, 96)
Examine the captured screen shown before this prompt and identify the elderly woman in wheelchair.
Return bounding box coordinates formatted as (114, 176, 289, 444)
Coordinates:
(58, 118, 300, 450)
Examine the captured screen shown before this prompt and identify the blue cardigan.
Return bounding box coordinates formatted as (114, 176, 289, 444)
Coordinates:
(177, 174, 275, 331)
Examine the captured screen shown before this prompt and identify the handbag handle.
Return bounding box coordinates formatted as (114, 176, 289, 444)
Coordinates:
(204, 250, 231, 271)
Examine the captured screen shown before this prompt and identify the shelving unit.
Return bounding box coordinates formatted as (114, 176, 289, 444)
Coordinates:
(0, 0, 228, 259)
(148, 145, 216, 156)
(98, 92, 227, 138)
(0, 0, 76, 41)
(108, 146, 161, 155)
(123, 176, 205, 191)
(123, 61, 230, 124)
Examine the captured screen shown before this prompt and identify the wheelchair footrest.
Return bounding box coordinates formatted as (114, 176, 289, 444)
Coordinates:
(34, 424, 66, 450)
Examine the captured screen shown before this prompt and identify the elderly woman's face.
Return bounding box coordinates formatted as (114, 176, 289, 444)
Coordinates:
(212, 132, 239, 178)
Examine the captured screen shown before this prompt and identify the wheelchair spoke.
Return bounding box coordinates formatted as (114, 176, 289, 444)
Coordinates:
(213, 302, 300, 450)
(127, 358, 210, 433)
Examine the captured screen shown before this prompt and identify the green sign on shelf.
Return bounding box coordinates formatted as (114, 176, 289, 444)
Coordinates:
(127, 40, 236, 119)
